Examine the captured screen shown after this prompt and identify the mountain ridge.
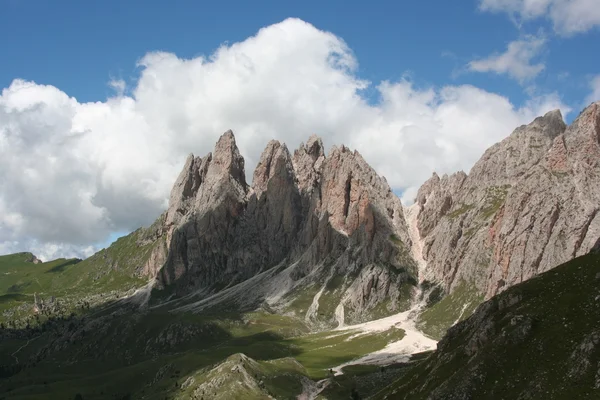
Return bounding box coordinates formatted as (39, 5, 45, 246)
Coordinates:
(1, 102, 600, 399)
(136, 102, 600, 332)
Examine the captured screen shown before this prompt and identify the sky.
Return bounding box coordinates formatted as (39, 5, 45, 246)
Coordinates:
(0, 0, 599, 260)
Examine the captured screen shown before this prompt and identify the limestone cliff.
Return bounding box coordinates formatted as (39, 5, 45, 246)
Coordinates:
(416, 102, 600, 299)
(143, 131, 416, 324)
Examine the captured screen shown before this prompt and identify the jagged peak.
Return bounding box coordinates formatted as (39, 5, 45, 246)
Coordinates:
(328, 143, 356, 159)
(543, 108, 563, 121)
(305, 134, 324, 158)
(211, 129, 247, 188)
(293, 135, 326, 193)
(416, 172, 441, 206)
(252, 139, 294, 198)
(169, 154, 197, 202)
(524, 109, 566, 139)
(570, 100, 600, 129)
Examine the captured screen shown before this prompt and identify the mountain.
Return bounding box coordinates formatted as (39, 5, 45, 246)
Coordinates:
(419, 104, 600, 297)
(140, 131, 418, 326)
(415, 102, 600, 337)
(1, 102, 599, 399)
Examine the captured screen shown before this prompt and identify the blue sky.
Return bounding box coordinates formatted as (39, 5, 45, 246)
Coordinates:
(2, 0, 598, 113)
(0, 0, 599, 259)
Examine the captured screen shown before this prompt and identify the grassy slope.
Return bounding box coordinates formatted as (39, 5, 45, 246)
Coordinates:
(0, 300, 407, 400)
(0, 230, 155, 324)
(416, 281, 484, 340)
(173, 354, 308, 400)
(373, 252, 600, 400)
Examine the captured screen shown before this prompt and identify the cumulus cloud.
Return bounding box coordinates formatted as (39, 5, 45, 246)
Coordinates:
(108, 79, 126, 96)
(0, 18, 571, 260)
(586, 75, 600, 105)
(468, 35, 546, 83)
(479, 0, 600, 35)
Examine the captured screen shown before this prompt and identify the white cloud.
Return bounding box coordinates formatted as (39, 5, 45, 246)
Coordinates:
(480, 0, 552, 19)
(468, 35, 546, 83)
(108, 79, 126, 96)
(586, 75, 600, 104)
(479, 0, 600, 35)
(0, 18, 571, 259)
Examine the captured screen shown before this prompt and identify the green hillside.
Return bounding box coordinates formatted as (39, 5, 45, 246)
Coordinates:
(373, 251, 600, 400)
(0, 230, 156, 326)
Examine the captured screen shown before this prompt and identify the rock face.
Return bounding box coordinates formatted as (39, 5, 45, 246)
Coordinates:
(144, 131, 416, 324)
(19, 252, 42, 264)
(415, 102, 600, 298)
(143, 101, 600, 322)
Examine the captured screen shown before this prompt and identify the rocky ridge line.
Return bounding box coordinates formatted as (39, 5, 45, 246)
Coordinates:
(141, 131, 418, 324)
(415, 102, 600, 299)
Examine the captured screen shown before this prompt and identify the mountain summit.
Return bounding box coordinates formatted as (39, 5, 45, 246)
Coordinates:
(141, 129, 416, 325)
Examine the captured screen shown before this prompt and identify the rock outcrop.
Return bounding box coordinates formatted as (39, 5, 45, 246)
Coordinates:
(144, 131, 416, 324)
(415, 102, 600, 298)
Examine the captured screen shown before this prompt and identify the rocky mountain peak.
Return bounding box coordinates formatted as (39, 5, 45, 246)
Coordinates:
(164, 153, 206, 229)
(251, 139, 294, 199)
(305, 134, 325, 159)
(144, 102, 598, 323)
(416, 171, 467, 238)
(529, 109, 566, 139)
(210, 129, 247, 189)
(563, 101, 600, 165)
(143, 130, 417, 323)
(416, 101, 600, 301)
(292, 135, 326, 194)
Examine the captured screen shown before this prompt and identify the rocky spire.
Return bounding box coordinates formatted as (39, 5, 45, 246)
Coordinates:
(416, 171, 466, 238)
(292, 134, 325, 194)
(210, 130, 247, 189)
(529, 109, 567, 140)
(164, 153, 206, 228)
(252, 140, 295, 199)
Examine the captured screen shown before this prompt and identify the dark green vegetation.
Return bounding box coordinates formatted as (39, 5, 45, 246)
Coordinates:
(318, 362, 410, 399)
(373, 252, 600, 399)
(292, 327, 405, 379)
(417, 281, 483, 340)
(0, 231, 155, 326)
(0, 253, 80, 316)
(314, 351, 435, 399)
(0, 307, 406, 399)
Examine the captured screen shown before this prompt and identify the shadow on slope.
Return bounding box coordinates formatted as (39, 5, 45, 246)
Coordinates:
(0, 297, 303, 400)
(44, 259, 81, 274)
